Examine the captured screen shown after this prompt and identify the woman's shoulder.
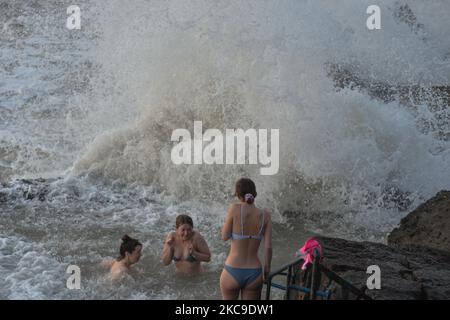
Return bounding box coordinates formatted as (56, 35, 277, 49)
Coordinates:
(194, 231, 212, 247)
(192, 230, 205, 241)
(228, 202, 241, 210)
(100, 258, 115, 269)
(111, 260, 128, 273)
(259, 207, 272, 221)
(110, 263, 128, 280)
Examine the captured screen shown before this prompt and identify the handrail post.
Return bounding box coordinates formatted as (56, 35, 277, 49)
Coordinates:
(285, 265, 292, 300)
(265, 277, 272, 300)
(310, 248, 321, 300)
(309, 257, 317, 299)
(263, 257, 305, 300)
(264, 252, 374, 300)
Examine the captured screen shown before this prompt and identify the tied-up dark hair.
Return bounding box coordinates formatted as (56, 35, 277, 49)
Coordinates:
(235, 178, 257, 204)
(118, 235, 142, 261)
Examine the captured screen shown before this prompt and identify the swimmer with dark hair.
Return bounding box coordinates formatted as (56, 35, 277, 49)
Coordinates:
(161, 215, 211, 274)
(109, 234, 143, 280)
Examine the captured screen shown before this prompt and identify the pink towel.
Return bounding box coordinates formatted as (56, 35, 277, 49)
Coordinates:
(297, 237, 323, 270)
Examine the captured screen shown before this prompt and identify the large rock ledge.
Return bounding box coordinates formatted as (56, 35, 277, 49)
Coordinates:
(314, 190, 450, 300)
(388, 191, 450, 252)
(316, 236, 450, 300)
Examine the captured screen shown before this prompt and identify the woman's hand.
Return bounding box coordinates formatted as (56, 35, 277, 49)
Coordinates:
(165, 233, 175, 247)
(161, 233, 176, 266)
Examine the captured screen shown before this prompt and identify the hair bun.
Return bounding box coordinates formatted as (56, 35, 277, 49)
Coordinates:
(244, 193, 255, 203)
(121, 234, 131, 242)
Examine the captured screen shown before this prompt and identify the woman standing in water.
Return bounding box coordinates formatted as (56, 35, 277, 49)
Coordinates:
(220, 178, 273, 300)
(161, 215, 211, 274)
(110, 235, 143, 280)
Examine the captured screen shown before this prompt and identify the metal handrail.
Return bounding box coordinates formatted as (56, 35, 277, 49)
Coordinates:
(319, 264, 372, 300)
(268, 257, 305, 278)
(265, 257, 304, 300)
(270, 283, 332, 299)
(264, 254, 372, 300)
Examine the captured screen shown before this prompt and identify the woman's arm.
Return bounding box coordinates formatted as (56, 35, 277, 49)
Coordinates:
(161, 232, 175, 266)
(263, 211, 273, 281)
(191, 233, 211, 262)
(221, 205, 234, 241)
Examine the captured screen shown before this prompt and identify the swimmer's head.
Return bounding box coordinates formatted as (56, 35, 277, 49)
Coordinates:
(118, 234, 142, 264)
(235, 178, 257, 204)
(175, 215, 194, 241)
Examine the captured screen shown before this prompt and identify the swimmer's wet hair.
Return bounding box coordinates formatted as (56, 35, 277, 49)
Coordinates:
(118, 234, 142, 261)
(235, 178, 257, 204)
(175, 215, 193, 229)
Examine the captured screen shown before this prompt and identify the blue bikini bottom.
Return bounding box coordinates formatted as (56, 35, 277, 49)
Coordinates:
(224, 265, 263, 288)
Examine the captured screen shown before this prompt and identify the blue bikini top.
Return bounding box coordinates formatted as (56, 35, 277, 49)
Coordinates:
(231, 204, 265, 240)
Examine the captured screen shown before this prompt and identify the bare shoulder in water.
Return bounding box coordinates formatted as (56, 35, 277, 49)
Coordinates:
(108, 235, 143, 280)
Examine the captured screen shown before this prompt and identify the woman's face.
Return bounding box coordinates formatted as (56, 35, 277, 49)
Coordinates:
(177, 223, 193, 241)
(127, 245, 142, 264)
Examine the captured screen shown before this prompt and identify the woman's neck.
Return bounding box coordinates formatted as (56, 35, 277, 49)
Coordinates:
(120, 258, 131, 269)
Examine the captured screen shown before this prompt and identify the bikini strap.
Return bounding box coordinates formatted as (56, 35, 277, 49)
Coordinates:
(240, 204, 244, 236)
(258, 209, 265, 236)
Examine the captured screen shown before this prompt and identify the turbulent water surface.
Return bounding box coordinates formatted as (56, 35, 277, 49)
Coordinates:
(1, 0, 450, 299)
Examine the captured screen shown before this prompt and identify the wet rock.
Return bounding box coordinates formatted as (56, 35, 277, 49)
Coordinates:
(326, 63, 450, 141)
(388, 190, 450, 253)
(316, 236, 450, 300)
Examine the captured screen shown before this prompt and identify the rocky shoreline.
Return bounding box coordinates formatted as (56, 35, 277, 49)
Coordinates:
(388, 191, 450, 252)
(316, 190, 450, 300)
